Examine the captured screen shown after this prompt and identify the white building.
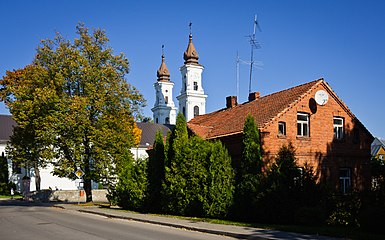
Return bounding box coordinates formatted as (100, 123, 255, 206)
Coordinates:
(0, 115, 78, 192)
(177, 32, 207, 122)
(151, 50, 177, 125)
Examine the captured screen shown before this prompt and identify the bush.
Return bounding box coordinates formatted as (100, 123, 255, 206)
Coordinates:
(295, 206, 325, 226)
(360, 205, 385, 233)
(327, 194, 361, 228)
(108, 158, 147, 211)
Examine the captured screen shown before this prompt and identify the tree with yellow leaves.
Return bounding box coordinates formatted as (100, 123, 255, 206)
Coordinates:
(0, 24, 145, 201)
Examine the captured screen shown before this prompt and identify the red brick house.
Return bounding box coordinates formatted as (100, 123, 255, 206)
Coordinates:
(188, 78, 373, 193)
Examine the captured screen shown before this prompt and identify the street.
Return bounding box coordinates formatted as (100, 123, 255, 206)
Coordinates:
(0, 200, 235, 240)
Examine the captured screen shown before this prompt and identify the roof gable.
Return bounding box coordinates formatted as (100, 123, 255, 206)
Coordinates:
(188, 78, 372, 140)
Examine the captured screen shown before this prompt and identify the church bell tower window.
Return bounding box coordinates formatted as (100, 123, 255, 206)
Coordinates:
(193, 82, 198, 91)
(194, 106, 199, 117)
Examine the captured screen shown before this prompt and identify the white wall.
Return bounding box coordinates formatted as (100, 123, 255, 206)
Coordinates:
(131, 147, 149, 161)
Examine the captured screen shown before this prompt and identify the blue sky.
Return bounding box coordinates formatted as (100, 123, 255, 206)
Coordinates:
(1, 0, 384, 138)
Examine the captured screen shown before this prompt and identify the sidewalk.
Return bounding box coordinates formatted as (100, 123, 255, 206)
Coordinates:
(55, 203, 339, 240)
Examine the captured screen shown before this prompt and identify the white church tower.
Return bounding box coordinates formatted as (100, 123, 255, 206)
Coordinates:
(151, 48, 177, 125)
(176, 29, 207, 122)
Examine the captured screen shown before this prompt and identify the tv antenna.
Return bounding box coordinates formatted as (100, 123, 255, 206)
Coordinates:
(236, 15, 263, 98)
(246, 14, 262, 93)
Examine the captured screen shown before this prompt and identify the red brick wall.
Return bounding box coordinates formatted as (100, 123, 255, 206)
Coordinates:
(261, 83, 373, 191)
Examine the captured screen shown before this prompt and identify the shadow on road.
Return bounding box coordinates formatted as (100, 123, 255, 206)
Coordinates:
(0, 198, 57, 207)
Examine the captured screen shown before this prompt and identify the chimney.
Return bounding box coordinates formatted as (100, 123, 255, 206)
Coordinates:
(248, 92, 260, 102)
(226, 96, 238, 108)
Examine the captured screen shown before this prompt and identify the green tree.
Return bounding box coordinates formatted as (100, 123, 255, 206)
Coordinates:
(146, 130, 166, 212)
(162, 113, 193, 215)
(1, 24, 145, 201)
(0, 65, 59, 190)
(166, 113, 188, 167)
(239, 114, 262, 177)
(0, 156, 9, 194)
(108, 155, 148, 211)
(203, 140, 235, 218)
(162, 113, 235, 218)
(232, 114, 263, 221)
(256, 142, 303, 223)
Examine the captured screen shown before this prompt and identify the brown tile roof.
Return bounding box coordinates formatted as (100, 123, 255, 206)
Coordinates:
(188, 79, 323, 139)
(0, 115, 16, 142)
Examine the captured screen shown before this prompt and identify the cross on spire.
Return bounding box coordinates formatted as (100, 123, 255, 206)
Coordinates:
(189, 22, 192, 35)
(161, 44, 165, 57)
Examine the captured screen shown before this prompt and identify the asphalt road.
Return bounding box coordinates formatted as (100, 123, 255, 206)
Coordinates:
(0, 200, 235, 240)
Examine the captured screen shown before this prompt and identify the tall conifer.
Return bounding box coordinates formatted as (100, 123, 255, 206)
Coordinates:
(146, 130, 165, 212)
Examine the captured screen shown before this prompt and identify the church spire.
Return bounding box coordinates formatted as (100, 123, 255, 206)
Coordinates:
(177, 22, 207, 122)
(157, 45, 170, 81)
(183, 22, 200, 65)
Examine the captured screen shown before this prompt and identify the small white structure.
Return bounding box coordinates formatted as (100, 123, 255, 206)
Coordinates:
(151, 49, 177, 125)
(177, 32, 207, 122)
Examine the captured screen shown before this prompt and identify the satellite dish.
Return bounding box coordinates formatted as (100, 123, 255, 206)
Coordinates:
(315, 90, 329, 106)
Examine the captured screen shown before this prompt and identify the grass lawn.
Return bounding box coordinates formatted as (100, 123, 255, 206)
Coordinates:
(0, 194, 22, 199)
(91, 203, 385, 240)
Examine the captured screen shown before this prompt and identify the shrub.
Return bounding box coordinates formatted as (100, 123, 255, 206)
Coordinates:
(108, 158, 147, 211)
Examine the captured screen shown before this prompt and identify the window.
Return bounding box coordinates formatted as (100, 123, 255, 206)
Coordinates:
(165, 117, 170, 124)
(297, 113, 309, 137)
(278, 122, 286, 136)
(182, 107, 186, 117)
(165, 96, 168, 104)
(333, 117, 344, 140)
(194, 106, 199, 117)
(155, 118, 158, 124)
(193, 82, 198, 91)
(339, 168, 351, 194)
(379, 154, 384, 160)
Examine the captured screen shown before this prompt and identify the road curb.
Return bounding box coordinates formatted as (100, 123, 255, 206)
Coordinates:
(77, 209, 266, 240)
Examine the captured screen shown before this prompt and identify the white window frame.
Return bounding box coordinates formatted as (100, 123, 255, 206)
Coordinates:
(339, 168, 351, 194)
(333, 117, 344, 140)
(297, 113, 309, 137)
(278, 122, 286, 136)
